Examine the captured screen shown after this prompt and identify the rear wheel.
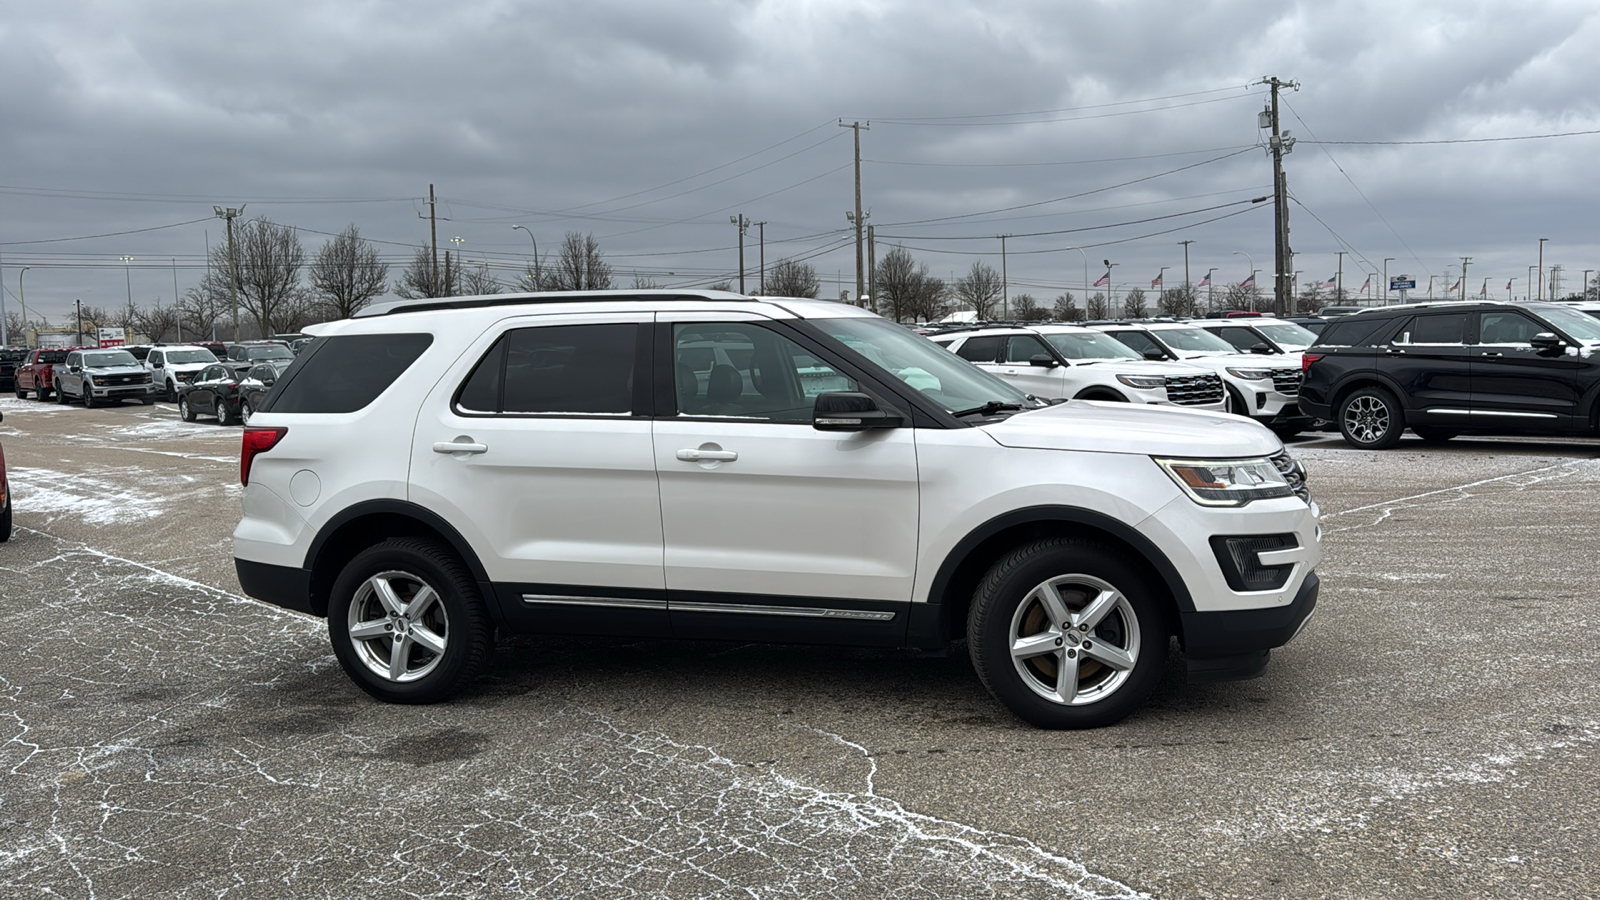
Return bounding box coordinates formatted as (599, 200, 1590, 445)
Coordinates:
(0, 480, 11, 542)
(36, 382, 51, 402)
(219, 400, 239, 426)
(327, 539, 492, 703)
(239, 398, 254, 424)
(55, 382, 68, 404)
(178, 396, 197, 422)
(1338, 386, 1406, 449)
(13, 383, 25, 400)
(968, 538, 1168, 728)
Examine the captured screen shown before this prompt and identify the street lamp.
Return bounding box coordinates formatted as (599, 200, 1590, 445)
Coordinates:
(1204, 267, 1218, 311)
(1102, 259, 1118, 313)
(1154, 266, 1169, 291)
(1382, 257, 1395, 304)
(511, 225, 540, 290)
(1584, 269, 1594, 301)
(19, 266, 31, 344)
(120, 255, 135, 336)
(1507, 277, 1517, 301)
(1232, 251, 1255, 310)
(1538, 238, 1549, 301)
(1067, 247, 1089, 316)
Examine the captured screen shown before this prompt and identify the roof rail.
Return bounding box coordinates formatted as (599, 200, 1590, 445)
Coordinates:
(354, 289, 755, 318)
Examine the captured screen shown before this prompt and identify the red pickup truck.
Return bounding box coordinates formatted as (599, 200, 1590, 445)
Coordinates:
(15, 347, 72, 401)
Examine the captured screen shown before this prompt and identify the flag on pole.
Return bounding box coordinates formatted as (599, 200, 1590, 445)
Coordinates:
(1240, 272, 1256, 289)
(1323, 274, 1337, 288)
(1359, 275, 1371, 294)
(1506, 279, 1513, 291)
(1093, 274, 1109, 287)
(1448, 279, 1461, 293)
(1197, 272, 1211, 287)
(1479, 280, 1488, 298)
(1151, 273, 1163, 289)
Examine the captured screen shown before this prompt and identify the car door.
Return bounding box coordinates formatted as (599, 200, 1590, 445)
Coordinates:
(407, 313, 667, 636)
(191, 365, 224, 413)
(653, 313, 918, 646)
(1469, 309, 1580, 430)
(1383, 313, 1474, 425)
(994, 333, 1070, 399)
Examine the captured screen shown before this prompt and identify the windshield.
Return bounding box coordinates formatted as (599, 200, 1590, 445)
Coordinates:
(166, 349, 219, 364)
(1254, 321, 1318, 350)
(0, 349, 26, 362)
(37, 350, 68, 363)
(814, 316, 1030, 413)
(1041, 330, 1143, 361)
(246, 346, 295, 361)
(84, 351, 138, 367)
(1537, 305, 1600, 342)
(1151, 326, 1239, 354)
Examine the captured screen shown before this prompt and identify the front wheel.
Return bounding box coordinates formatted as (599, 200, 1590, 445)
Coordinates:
(55, 382, 68, 404)
(0, 482, 11, 542)
(968, 538, 1169, 729)
(239, 398, 254, 424)
(219, 400, 240, 426)
(82, 388, 97, 409)
(178, 396, 197, 422)
(1338, 387, 1406, 449)
(327, 539, 492, 703)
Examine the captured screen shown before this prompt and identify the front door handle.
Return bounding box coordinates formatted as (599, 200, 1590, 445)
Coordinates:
(677, 449, 738, 462)
(433, 440, 488, 454)
(1479, 351, 1503, 358)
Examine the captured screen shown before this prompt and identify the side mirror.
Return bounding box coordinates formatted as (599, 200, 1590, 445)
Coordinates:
(151, 360, 164, 368)
(1531, 332, 1564, 354)
(813, 391, 902, 431)
(1028, 354, 1059, 368)
(1249, 342, 1279, 355)
(1141, 348, 1167, 361)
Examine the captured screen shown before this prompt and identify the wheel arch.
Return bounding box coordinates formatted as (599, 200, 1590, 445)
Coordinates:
(1328, 373, 1407, 417)
(909, 506, 1194, 651)
(303, 500, 497, 622)
(1072, 387, 1128, 402)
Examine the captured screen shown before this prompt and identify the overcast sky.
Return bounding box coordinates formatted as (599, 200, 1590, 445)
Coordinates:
(4, 0, 1598, 328)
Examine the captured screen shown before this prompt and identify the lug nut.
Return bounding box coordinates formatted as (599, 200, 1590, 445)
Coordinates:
(1067, 649, 1078, 658)
(1083, 640, 1093, 649)
(1054, 637, 1063, 646)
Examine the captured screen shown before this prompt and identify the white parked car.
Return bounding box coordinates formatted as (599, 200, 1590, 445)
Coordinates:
(233, 291, 1320, 728)
(144, 345, 222, 401)
(1089, 322, 1311, 436)
(928, 324, 1227, 410)
(1191, 318, 1319, 356)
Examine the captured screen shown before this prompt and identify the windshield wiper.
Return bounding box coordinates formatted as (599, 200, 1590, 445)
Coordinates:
(950, 400, 1026, 418)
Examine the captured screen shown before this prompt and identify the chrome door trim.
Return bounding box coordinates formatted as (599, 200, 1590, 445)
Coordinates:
(671, 600, 896, 622)
(521, 594, 667, 611)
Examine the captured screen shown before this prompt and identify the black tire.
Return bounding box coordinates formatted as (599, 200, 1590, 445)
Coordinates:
(36, 383, 51, 402)
(178, 396, 197, 422)
(219, 400, 239, 426)
(0, 481, 11, 543)
(55, 381, 67, 404)
(165, 381, 177, 403)
(968, 538, 1169, 729)
(82, 388, 97, 409)
(13, 384, 25, 400)
(1410, 426, 1458, 442)
(140, 396, 155, 406)
(327, 538, 492, 704)
(1270, 423, 1303, 440)
(239, 398, 254, 424)
(1338, 386, 1406, 449)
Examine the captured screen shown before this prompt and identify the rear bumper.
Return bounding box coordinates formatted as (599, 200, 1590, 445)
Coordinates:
(235, 557, 316, 616)
(1180, 570, 1318, 682)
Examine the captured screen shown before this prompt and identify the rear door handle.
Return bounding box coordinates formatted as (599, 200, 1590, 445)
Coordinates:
(677, 449, 738, 462)
(1479, 351, 1503, 358)
(433, 440, 488, 454)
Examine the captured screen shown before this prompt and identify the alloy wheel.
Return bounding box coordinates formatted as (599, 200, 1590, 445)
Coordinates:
(1343, 395, 1390, 445)
(1008, 573, 1141, 706)
(346, 570, 451, 683)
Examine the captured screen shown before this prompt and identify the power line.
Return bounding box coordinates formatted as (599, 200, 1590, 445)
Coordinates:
(877, 196, 1267, 242)
(1302, 128, 1600, 145)
(866, 84, 1257, 124)
(884, 203, 1267, 258)
(0, 216, 216, 246)
(864, 145, 1259, 168)
(869, 93, 1256, 128)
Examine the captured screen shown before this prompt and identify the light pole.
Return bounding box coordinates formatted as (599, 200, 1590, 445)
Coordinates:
(1232, 251, 1254, 310)
(1427, 275, 1436, 299)
(732, 215, 751, 293)
(1068, 247, 1089, 316)
(1204, 267, 1218, 311)
(1538, 238, 1548, 301)
(18, 266, 30, 344)
(1445, 265, 1458, 300)
(1102, 259, 1118, 314)
(1584, 269, 1594, 301)
(1154, 266, 1168, 290)
(121, 255, 134, 329)
(511, 225, 540, 290)
(1177, 239, 1194, 292)
(1527, 266, 1536, 302)
(450, 237, 464, 287)
(1507, 277, 1516, 301)
(213, 204, 245, 339)
(1382, 257, 1395, 304)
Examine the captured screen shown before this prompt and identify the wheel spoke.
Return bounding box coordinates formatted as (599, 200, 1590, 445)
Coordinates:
(1083, 640, 1136, 671)
(388, 635, 412, 680)
(1054, 652, 1080, 702)
(1010, 630, 1061, 661)
(406, 585, 439, 622)
(371, 576, 405, 616)
(349, 619, 389, 642)
(1032, 581, 1071, 627)
(1077, 589, 1121, 630)
(409, 623, 447, 656)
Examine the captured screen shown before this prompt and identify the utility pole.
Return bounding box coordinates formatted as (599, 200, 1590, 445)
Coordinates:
(1259, 76, 1299, 316)
(756, 221, 767, 293)
(1336, 251, 1345, 300)
(1460, 256, 1472, 301)
(213, 204, 245, 339)
(999, 234, 1011, 319)
(430, 184, 439, 287)
(76, 299, 83, 347)
(1383, 258, 1394, 304)
(866, 224, 877, 315)
(172, 258, 182, 342)
(1205, 267, 1217, 310)
(1538, 238, 1548, 301)
(730, 215, 750, 293)
(841, 119, 870, 304)
(19, 266, 30, 342)
(1177, 240, 1194, 292)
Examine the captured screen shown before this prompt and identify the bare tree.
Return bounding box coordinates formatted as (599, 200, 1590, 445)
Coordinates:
(708, 281, 735, 291)
(1294, 282, 1326, 313)
(1011, 294, 1050, 322)
(764, 259, 821, 298)
(1222, 282, 1265, 311)
(179, 279, 229, 341)
(310, 224, 389, 320)
(1085, 292, 1109, 319)
(630, 273, 663, 290)
(461, 263, 503, 296)
(545, 232, 612, 291)
(874, 247, 947, 322)
(1121, 287, 1148, 318)
(395, 247, 459, 299)
(1052, 292, 1081, 322)
(1158, 285, 1199, 317)
(131, 301, 183, 342)
(954, 260, 1004, 320)
(222, 218, 309, 338)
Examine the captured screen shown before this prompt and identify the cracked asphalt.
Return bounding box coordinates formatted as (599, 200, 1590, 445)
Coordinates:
(1, 396, 1597, 899)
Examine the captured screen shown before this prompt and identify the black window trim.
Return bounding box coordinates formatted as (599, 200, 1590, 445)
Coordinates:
(1002, 333, 1062, 366)
(448, 321, 652, 420)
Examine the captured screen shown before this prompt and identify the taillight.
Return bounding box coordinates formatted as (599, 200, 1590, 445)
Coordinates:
(1301, 353, 1323, 372)
(241, 426, 287, 486)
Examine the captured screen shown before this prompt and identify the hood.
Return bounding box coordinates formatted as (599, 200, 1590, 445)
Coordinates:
(1074, 359, 1215, 376)
(165, 361, 212, 373)
(84, 363, 145, 375)
(983, 401, 1283, 457)
(1174, 351, 1302, 370)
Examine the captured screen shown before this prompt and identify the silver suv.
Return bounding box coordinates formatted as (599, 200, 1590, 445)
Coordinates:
(233, 291, 1321, 728)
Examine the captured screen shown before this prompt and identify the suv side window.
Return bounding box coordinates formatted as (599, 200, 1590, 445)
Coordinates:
(1002, 334, 1053, 364)
(1108, 331, 1160, 356)
(1394, 313, 1467, 345)
(673, 322, 856, 422)
(1316, 316, 1391, 347)
(954, 335, 1003, 363)
(1215, 326, 1260, 351)
(457, 324, 637, 416)
(1477, 311, 1545, 345)
(266, 333, 433, 414)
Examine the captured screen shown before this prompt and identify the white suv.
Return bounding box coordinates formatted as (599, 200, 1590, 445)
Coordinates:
(1090, 321, 1311, 436)
(928, 324, 1227, 410)
(233, 291, 1321, 728)
(144, 345, 222, 401)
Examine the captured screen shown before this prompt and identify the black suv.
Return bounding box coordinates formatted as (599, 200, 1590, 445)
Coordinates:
(1300, 301, 1600, 448)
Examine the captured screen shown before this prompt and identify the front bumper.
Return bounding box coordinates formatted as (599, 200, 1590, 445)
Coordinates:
(90, 382, 158, 398)
(1179, 570, 1318, 682)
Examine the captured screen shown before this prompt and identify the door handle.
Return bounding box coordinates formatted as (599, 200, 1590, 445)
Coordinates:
(677, 449, 738, 462)
(433, 440, 488, 454)
(1479, 351, 1503, 358)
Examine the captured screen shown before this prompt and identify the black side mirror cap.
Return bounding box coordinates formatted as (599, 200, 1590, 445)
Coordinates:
(1249, 343, 1279, 354)
(1028, 354, 1059, 368)
(813, 391, 902, 431)
(1531, 332, 1565, 353)
(1142, 348, 1167, 361)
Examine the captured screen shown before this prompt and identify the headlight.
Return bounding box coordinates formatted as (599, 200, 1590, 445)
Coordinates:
(1224, 367, 1273, 380)
(1116, 374, 1167, 389)
(1154, 457, 1294, 507)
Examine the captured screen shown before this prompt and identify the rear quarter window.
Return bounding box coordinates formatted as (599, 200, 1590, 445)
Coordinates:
(261, 333, 433, 414)
(1314, 317, 1392, 347)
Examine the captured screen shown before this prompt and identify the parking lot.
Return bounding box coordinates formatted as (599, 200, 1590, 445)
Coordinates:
(1, 396, 1597, 899)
